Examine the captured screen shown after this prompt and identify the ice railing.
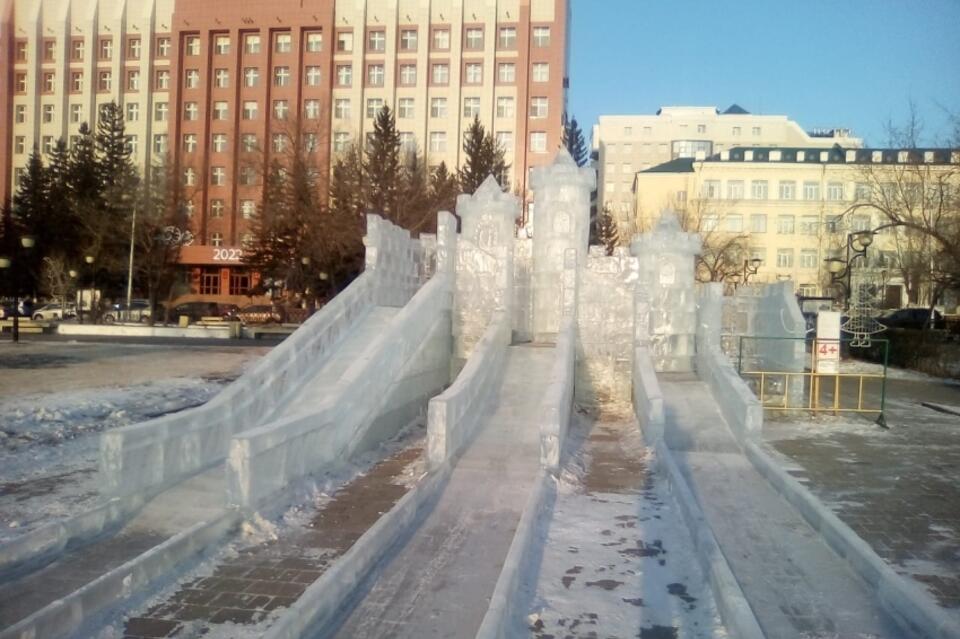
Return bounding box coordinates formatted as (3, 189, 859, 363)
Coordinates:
(539, 315, 577, 471)
(100, 215, 425, 500)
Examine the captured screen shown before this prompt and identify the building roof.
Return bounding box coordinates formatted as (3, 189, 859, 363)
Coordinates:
(640, 158, 696, 173)
(723, 104, 750, 115)
(714, 146, 959, 165)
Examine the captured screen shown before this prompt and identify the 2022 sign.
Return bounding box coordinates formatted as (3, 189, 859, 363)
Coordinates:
(212, 248, 243, 262)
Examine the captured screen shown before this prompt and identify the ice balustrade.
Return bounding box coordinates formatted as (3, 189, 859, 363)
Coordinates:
(101, 215, 426, 500)
(539, 316, 577, 470)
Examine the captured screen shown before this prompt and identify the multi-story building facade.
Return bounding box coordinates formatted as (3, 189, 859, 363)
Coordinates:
(634, 146, 960, 302)
(593, 105, 862, 234)
(1, 0, 569, 301)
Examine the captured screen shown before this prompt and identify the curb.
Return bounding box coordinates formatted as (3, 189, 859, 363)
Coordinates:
(475, 470, 555, 639)
(0, 511, 238, 639)
(651, 435, 766, 639)
(745, 440, 960, 639)
(264, 464, 451, 639)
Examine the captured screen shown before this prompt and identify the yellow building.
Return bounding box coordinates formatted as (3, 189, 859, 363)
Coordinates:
(634, 146, 960, 302)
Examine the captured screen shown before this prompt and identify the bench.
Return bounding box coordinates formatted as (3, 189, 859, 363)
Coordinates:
(0, 319, 52, 334)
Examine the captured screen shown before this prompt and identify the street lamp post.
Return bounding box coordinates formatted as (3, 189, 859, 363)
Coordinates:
(825, 230, 874, 310)
(0, 235, 36, 343)
(84, 254, 96, 323)
(742, 257, 762, 284)
(68, 268, 78, 322)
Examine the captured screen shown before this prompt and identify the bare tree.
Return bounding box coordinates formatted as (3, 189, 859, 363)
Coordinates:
(40, 256, 72, 314)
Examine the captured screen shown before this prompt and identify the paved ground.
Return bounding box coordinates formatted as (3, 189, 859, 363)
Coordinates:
(331, 345, 554, 639)
(662, 373, 904, 638)
(116, 443, 424, 638)
(523, 400, 726, 639)
(764, 367, 960, 616)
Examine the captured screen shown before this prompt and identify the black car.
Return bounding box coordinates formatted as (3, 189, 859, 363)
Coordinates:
(878, 308, 945, 330)
(171, 302, 240, 323)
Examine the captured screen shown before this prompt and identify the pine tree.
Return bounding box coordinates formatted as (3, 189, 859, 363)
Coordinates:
(397, 148, 432, 232)
(11, 148, 49, 289)
(331, 144, 366, 224)
(562, 114, 589, 167)
(595, 205, 620, 256)
(46, 138, 82, 262)
(429, 162, 460, 218)
(458, 116, 508, 194)
(91, 102, 138, 281)
(363, 106, 402, 221)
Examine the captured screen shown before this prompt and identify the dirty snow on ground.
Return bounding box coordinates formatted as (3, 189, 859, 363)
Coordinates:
(840, 357, 960, 385)
(524, 403, 727, 639)
(0, 344, 269, 540)
(88, 417, 428, 639)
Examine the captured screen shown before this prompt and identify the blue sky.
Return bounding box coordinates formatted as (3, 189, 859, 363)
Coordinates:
(567, 0, 960, 147)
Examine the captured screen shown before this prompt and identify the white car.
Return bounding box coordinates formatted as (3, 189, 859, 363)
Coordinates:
(32, 303, 77, 321)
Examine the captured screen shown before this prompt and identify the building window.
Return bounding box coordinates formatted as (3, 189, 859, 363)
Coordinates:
(727, 180, 744, 199)
(124, 70, 139, 91)
(334, 99, 351, 119)
(400, 29, 417, 51)
(732, 126, 741, 137)
(497, 63, 515, 83)
(245, 34, 261, 54)
(399, 64, 416, 86)
(15, 105, 26, 123)
(214, 35, 230, 55)
(272, 133, 287, 153)
(214, 68, 229, 88)
(198, 267, 221, 294)
(185, 69, 199, 89)
(240, 200, 256, 219)
(156, 69, 170, 90)
(183, 134, 198, 153)
(243, 67, 259, 87)
(726, 214, 743, 233)
(212, 101, 228, 120)
(183, 201, 195, 217)
(128, 37, 141, 59)
(71, 39, 84, 61)
(336, 65, 352, 86)
(779, 181, 796, 200)
(229, 270, 251, 295)
(210, 199, 225, 218)
(100, 37, 113, 60)
(496, 96, 515, 118)
(14, 136, 25, 155)
(498, 27, 517, 49)
(126, 102, 139, 121)
(209, 234, 224, 249)
(852, 215, 872, 232)
(15, 40, 27, 62)
(304, 133, 318, 153)
(156, 37, 170, 57)
(43, 72, 55, 93)
(15, 73, 27, 92)
(154, 102, 168, 121)
(465, 63, 482, 84)
(702, 180, 720, 199)
(803, 181, 820, 200)
(305, 66, 321, 86)
(333, 131, 351, 152)
(430, 97, 448, 118)
(183, 167, 197, 186)
(751, 180, 768, 200)
(776, 249, 794, 268)
(496, 131, 513, 152)
(366, 98, 384, 118)
(367, 30, 385, 52)
(854, 183, 871, 200)
(533, 26, 550, 47)
(532, 62, 549, 82)
(306, 31, 322, 53)
(827, 182, 845, 201)
(530, 97, 548, 118)
(185, 36, 199, 56)
(465, 27, 483, 50)
(336, 31, 353, 52)
(273, 100, 289, 120)
(432, 63, 449, 84)
(750, 214, 767, 233)
(799, 215, 818, 235)
(432, 29, 450, 50)
(752, 126, 761, 136)
(304, 99, 321, 119)
(183, 102, 199, 120)
(530, 131, 547, 153)
(41, 104, 54, 123)
(463, 97, 480, 118)
(367, 64, 384, 86)
(212, 133, 228, 152)
(97, 71, 112, 91)
(697, 124, 706, 134)
(41, 137, 55, 155)
(275, 33, 292, 53)
(399, 132, 415, 152)
(241, 134, 257, 152)
(274, 66, 290, 87)
(240, 167, 257, 185)
(429, 131, 447, 153)
(777, 215, 795, 234)
(153, 134, 167, 154)
(42, 39, 55, 61)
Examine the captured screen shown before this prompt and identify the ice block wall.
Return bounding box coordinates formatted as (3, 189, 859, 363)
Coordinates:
(364, 214, 422, 307)
(631, 211, 702, 372)
(529, 150, 596, 342)
(576, 246, 638, 402)
(452, 176, 520, 367)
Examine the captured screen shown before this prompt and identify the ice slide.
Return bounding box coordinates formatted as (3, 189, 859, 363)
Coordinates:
(0, 216, 451, 638)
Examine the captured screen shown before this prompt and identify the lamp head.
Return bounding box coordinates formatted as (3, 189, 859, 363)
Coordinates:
(319, 271, 329, 281)
(855, 231, 874, 248)
(68, 269, 78, 278)
(826, 257, 846, 274)
(750, 257, 762, 269)
(301, 256, 311, 266)
(0, 256, 10, 269)
(20, 235, 36, 249)
(84, 255, 95, 264)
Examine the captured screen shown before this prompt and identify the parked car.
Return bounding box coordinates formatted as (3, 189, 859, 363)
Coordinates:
(32, 303, 77, 321)
(878, 308, 945, 330)
(103, 299, 152, 323)
(171, 302, 240, 323)
(236, 304, 283, 325)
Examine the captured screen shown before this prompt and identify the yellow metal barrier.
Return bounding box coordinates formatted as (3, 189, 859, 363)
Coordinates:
(741, 370, 885, 415)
